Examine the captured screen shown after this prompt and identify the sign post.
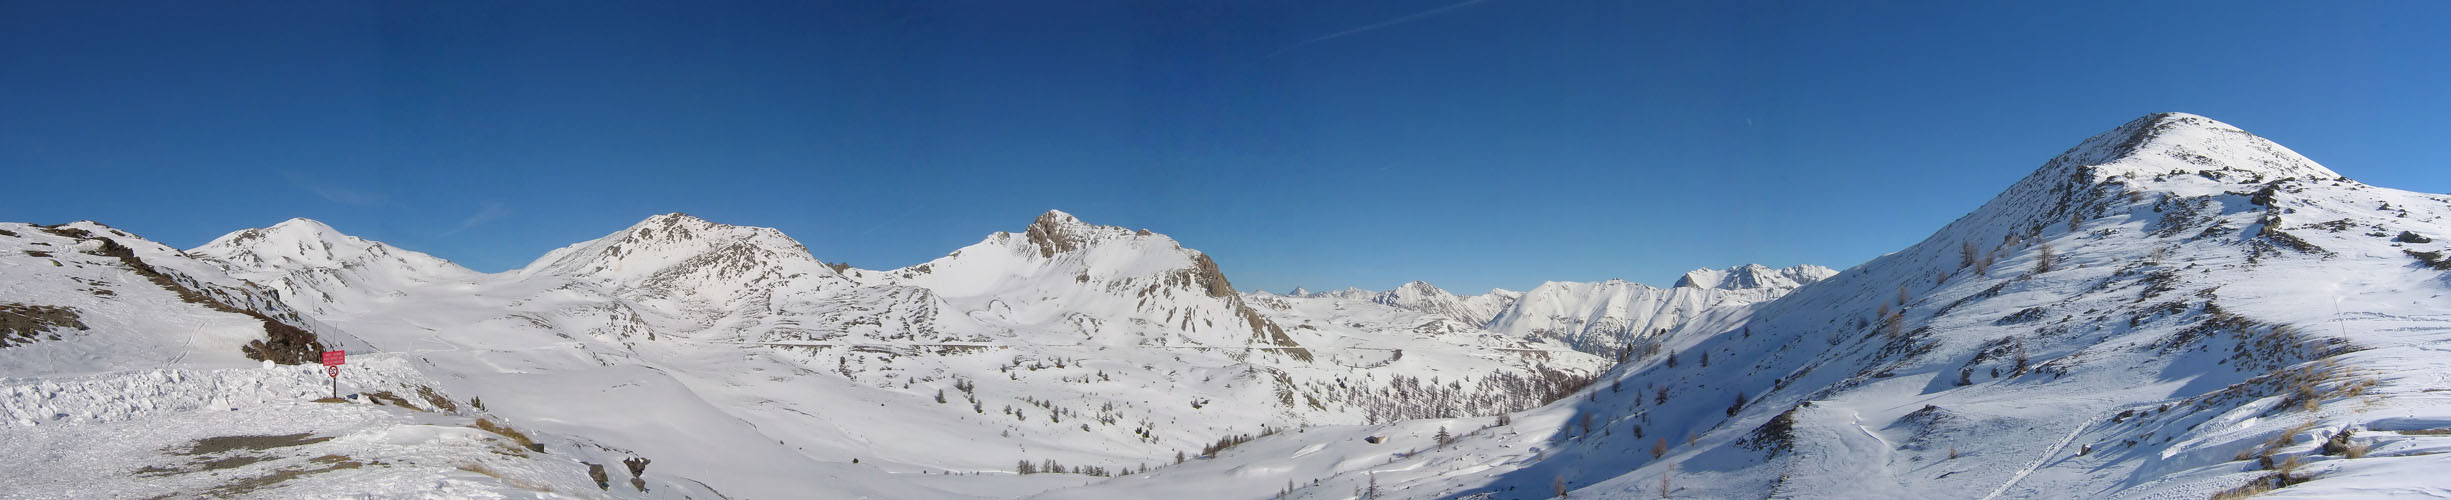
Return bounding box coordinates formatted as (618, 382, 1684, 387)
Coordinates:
(321, 350, 346, 399)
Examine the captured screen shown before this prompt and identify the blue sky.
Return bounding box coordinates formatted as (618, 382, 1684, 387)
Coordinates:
(4, 1, 2446, 293)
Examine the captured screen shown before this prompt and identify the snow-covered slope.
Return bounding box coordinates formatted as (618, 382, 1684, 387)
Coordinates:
(0, 222, 743, 498)
(1052, 113, 2451, 500)
(0, 221, 346, 374)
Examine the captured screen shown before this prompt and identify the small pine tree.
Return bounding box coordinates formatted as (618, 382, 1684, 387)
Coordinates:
(1553, 475, 1569, 498)
(2014, 343, 2031, 376)
(2035, 242, 2057, 274)
(1666, 352, 1679, 368)
(1699, 351, 1709, 367)
(1651, 437, 1668, 458)
(1726, 392, 1746, 416)
(935, 389, 947, 404)
(1435, 426, 1453, 445)
(1659, 465, 1674, 499)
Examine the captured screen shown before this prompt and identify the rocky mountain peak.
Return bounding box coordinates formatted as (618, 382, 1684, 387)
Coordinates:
(1021, 209, 1125, 258)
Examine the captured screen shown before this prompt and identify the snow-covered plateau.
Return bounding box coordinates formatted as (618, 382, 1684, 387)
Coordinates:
(4, 112, 2448, 499)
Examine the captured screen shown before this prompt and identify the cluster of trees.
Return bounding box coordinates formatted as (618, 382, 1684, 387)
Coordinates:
(1199, 426, 1280, 457)
(1015, 395, 1080, 423)
(1014, 458, 1145, 477)
(1322, 367, 1594, 425)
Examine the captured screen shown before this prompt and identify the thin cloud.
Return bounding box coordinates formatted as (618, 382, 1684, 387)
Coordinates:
(281, 171, 387, 207)
(1267, 0, 1495, 58)
(442, 202, 511, 236)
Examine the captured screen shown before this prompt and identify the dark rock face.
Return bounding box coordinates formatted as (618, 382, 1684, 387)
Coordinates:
(0, 303, 87, 347)
(1023, 212, 1087, 258)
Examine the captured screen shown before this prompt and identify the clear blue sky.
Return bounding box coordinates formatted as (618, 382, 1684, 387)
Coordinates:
(4, 1, 2446, 293)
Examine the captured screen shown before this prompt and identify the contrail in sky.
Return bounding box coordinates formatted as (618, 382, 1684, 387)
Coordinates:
(1266, 0, 1495, 58)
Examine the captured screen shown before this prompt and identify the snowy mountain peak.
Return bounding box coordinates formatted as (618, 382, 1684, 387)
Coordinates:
(521, 213, 827, 284)
(268, 216, 337, 232)
(1673, 263, 1838, 290)
(2054, 112, 2340, 183)
(898, 211, 1214, 295)
(192, 218, 470, 279)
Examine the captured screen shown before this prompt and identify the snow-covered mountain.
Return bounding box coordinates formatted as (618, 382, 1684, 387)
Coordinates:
(1673, 263, 1837, 290)
(1358, 281, 1522, 327)
(1269, 265, 1833, 359)
(1066, 112, 2451, 499)
(835, 210, 1300, 353)
(7, 207, 1626, 498)
(190, 218, 479, 317)
(1485, 264, 1835, 355)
